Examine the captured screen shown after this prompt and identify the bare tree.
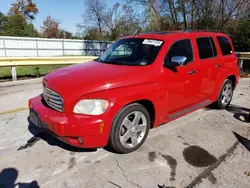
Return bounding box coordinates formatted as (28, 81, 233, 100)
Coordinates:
(118, 4, 142, 36)
(78, 1, 141, 40)
(103, 3, 141, 39)
(178, 0, 188, 29)
(217, 0, 249, 31)
(81, 0, 106, 33)
(77, 0, 250, 51)
(165, 0, 179, 29)
(103, 2, 120, 39)
(128, 0, 170, 31)
(191, 0, 249, 31)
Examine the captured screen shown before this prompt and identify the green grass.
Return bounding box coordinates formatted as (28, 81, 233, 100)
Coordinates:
(0, 65, 69, 81)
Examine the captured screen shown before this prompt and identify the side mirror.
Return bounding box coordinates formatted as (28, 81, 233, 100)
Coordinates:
(171, 56, 187, 66)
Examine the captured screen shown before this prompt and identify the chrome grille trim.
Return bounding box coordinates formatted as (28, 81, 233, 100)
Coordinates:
(46, 98, 63, 105)
(43, 85, 63, 112)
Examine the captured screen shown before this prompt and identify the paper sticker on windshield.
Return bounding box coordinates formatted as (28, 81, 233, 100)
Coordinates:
(142, 39, 163, 46)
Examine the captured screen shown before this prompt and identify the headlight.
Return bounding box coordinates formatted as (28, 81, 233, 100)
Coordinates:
(73, 99, 109, 115)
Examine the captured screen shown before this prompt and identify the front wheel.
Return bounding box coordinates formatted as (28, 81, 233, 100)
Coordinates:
(108, 103, 150, 154)
(214, 79, 233, 109)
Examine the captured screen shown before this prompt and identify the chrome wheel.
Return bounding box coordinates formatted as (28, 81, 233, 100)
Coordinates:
(119, 111, 147, 148)
(221, 83, 232, 106)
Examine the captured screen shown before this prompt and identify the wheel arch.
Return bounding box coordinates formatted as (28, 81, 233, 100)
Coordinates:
(226, 75, 236, 89)
(211, 73, 237, 102)
(127, 99, 155, 129)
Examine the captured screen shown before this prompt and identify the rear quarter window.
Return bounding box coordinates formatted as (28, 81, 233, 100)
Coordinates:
(217, 36, 233, 56)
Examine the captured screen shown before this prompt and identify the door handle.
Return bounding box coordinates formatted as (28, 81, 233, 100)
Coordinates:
(188, 70, 197, 75)
(215, 64, 221, 68)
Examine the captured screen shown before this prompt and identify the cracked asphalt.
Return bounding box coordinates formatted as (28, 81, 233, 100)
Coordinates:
(0, 78, 250, 188)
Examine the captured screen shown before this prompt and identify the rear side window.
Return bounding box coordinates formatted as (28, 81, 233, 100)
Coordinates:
(166, 39, 193, 64)
(196, 37, 217, 59)
(217, 36, 233, 55)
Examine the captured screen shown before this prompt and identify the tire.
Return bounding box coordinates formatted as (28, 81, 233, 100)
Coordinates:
(214, 79, 233, 109)
(108, 103, 150, 154)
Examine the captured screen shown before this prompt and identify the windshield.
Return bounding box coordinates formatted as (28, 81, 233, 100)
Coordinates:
(98, 38, 164, 66)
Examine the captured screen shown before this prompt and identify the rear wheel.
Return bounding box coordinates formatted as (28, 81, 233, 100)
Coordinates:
(214, 79, 233, 109)
(108, 103, 150, 154)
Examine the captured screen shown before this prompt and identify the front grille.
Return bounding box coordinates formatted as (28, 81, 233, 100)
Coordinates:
(43, 85, 63, 112)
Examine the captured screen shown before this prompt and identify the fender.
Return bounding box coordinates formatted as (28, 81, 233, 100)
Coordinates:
(78, 82, 167, 128)
(210, 63, 240, 102)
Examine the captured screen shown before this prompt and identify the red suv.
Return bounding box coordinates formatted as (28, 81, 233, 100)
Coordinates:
(29, 30, 240, 153)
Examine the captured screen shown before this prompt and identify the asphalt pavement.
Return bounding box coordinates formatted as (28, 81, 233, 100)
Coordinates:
(0, 78, 250, 188)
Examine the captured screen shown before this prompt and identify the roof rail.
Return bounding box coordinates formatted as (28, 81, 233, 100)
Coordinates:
(185, 29, 219, 33)
(139, 31, 184, 35)
(138, 29, 220, 35)
(139, 31, 171, 35)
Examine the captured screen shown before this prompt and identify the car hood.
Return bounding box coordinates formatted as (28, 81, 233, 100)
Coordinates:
(44, 61, 154, 101)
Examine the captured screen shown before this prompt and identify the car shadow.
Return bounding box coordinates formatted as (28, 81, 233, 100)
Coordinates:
(226, 104, 250, 123)
(233, 131, 250, 152)
(27, 120, 97, 153)
(0, 168, 40, 188)
(103, 145, 119, 154)
(204, 103, 222, 111)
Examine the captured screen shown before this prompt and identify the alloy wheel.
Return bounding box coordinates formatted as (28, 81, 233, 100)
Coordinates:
(221, 83, 233, 106)
(119, 111, 147, 148)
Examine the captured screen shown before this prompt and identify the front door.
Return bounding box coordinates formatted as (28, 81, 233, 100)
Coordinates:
(163, 38, 202, 115)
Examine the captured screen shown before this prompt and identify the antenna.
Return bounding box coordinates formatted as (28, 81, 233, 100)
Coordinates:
(133, 29, 140, 37)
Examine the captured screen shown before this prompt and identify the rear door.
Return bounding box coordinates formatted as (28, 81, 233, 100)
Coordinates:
(192, 36, 219, 101)
(212, 35, 239, 96)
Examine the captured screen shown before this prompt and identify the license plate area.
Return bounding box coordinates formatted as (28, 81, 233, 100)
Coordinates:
(29, 109, 41, 128)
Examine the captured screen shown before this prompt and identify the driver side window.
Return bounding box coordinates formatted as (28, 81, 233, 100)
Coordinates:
(165, 39, 193, 65)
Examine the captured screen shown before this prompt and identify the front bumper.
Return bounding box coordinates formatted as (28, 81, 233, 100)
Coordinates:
(29, 95, 111, 148)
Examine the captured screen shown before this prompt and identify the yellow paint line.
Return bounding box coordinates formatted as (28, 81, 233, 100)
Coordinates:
(0, 107, 28, 115)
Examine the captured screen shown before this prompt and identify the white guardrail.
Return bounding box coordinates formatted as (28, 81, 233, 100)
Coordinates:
(235, 52, 250, 72)
(0, 56, 97, 66)
(0, 56, 98, 81)
(0, 52, 249, 81)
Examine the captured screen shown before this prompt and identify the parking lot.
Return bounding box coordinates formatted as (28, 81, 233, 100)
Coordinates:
(0, 78, 250, 188)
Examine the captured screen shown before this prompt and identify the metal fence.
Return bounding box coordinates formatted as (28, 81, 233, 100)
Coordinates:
(0, 36, 113, 57)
